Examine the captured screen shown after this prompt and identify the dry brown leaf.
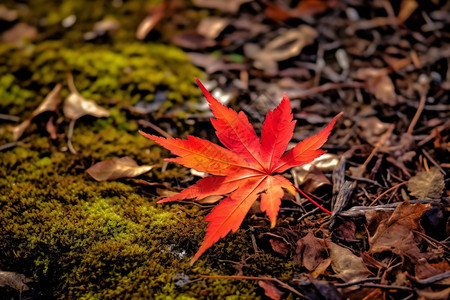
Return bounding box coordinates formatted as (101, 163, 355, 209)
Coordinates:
(407, 167, 445, 200)
(192, 0, 251, 13)
(398, 0, 418, 23)
(294, 232, 330, 277)
(13, 83, 62, 141)
(0, 270, 31, 292)
(269, 238, 290, 257)
(356, 68, 398, 106)
(328, 242, 371, 282)
(1, 23, 38, 43)
(258, 280, 284, 300)
(136, 1, 167, 40)
(86, 157, 153, 181)
(197, 17, 229, 40)
(416, 287, 450, 300)
(368, 201, 430, 262)
(63, 93, 110, 120)
(293, 153, 338, 192)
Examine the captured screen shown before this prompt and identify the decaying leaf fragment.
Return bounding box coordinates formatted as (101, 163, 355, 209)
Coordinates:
(329, 242, 371, 282)
(368, 201, 430, 261)
(0, 270, 31, 292)
(64, 74, 110, 153)
(86, 157, 153, 181)
(294, 232, 330, 277)
(407, 167, 445, 200)
(258, 280, 284, 300)
(13, 83, 62, 141)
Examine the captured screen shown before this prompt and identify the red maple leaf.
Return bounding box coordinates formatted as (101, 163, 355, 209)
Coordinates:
(140, 78, 342, 263)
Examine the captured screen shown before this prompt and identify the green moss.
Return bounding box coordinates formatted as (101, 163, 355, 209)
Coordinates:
(0, 0, 301, 298)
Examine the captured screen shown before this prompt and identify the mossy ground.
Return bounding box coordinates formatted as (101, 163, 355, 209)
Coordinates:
(0, 0, 302, 299)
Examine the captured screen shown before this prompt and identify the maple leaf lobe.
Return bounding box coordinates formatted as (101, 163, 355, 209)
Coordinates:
(140, 79, 342, 263)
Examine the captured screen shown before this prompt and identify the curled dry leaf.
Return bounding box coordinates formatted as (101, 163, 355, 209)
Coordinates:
(86, 157, 153, 181)
(258, 280, 284, 300)
(245, 25, 317, 74)
(0, 270, 31, 292)
(294, 232, 330, 277)
(64, 74, 110, 153)
(63, 93, 110, 120)
(328, 242, 371, 282)
(293, 153, 338, 192)
(368, 200, 430, 262)
(407, 167, 445, 200)
(13, 83, 62, 141)
(197, 17, 229, 40)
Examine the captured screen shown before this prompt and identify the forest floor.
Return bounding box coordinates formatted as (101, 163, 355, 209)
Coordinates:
(0, 0, 449, 299)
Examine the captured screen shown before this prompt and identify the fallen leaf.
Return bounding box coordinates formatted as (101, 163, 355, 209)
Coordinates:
(356, 68, 398, 106)
(0, 270, 31, 292)
(64, 74, 110, 153)
(368, 201, 430, 262)
(258, 280, 284, 300)
(192, 0, 251, 13)
(398, 0, 418, 23)
(141, 79, 342, 262)
(294, 232, 330, 276)
(309, 276, 341, 300)
(0, 5, 18, 22)
(13, 83, 62, 141)
(293, 153, 338, 192)
(136, 1, 167, 40)
(63, 93, 110, 120)
(329, 242, 371, 282)
(245, 25, 317, 75)
(407, 167, 445, 200)
(172, 32, 216, 50)
(269, 238, 290, 257)
(197, 17, 229, 40)
(416, 287, 450, 300)
(86, 157, 153, 181)
(1, 23, 38, 43)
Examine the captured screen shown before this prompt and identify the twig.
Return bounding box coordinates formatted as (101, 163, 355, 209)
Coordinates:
(413, 230, 450, 252)
(409, 271, 450, 285)
(339, 199, 438, 218)
(200, 275, 306, 298)
(407, 93, 426, 134)
(369, 181, 407, 206)
(138, 119, 173, 139)
(335, 277, 381, 288)
(67, 119, 77, 154)
(0, 113, 20, 122)
(0, 141, 24, 151)
(421, 149, 446, 175)
(357, 283, 413, 292)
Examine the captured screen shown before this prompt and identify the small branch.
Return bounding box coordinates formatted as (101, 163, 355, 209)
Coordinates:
(409, 271, 450, 285)
(67, 119, 77, 154)
(138, 119, 173, 139)
(0, 113, 20, 122)
(369, 181, 407, 206)
(407, 93, 426, 134)
(335, 277, 381, 288)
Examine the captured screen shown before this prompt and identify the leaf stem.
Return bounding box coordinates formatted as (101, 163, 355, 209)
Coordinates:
(293, 185, 332, 215)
